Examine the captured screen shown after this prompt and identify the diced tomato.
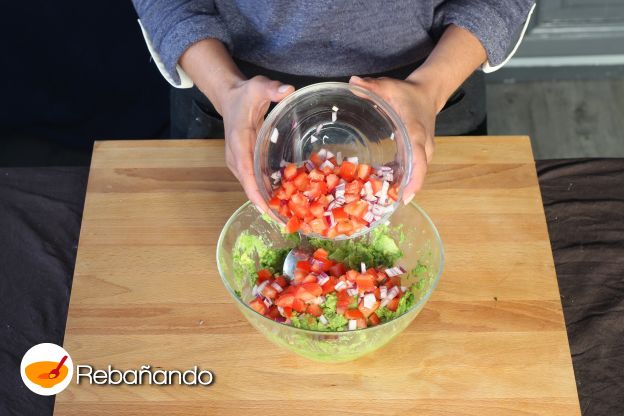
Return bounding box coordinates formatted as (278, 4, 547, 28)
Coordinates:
(282, 306, 293, 318)
(303, 213, 316, 224)
(388, 183, 399, 201)
(309, 218, 328, 235)
(321, 276, 337, 294)
(351, 217, 368, 231)
(345, 269, 359, 282)
(332, 207, 348, 221)
(285, 216, 301, 233)
(275, 292, 295, 308)
(293, 269, 306, 284)
(313, 248, 329, 260)
(302, 282, 322, 297)
(284, 163, 298, 180)
(314, 256, 333, 273)
(316, 195, 330, 208)
(357, 164, 372, 181)
(293, 172, 309, 191)
(338, 161, 357, 181)
(302, 274, 318, 284)
(275, 276, 288, 288)
(344, 309, 364, 320)
(292, 298, 307, 313)
(384, 275, 401, 289)
(296, 260, 311, 272)
(386, 297, 400, 312)
(356, 273, 376, 293)
(268, 197, 281, 210)
(321, 164, 334, 175)
(375, 270, 387, 283)
(257, 269, 273, 283)
(356, 317, 368, 329)
(336, 220, 353, 235)
(299, 223, 312, 234)
(262, 284, 278, 299)
(368, 312, 381, 326)
(344, 200, 369, 219)
(326, 174, 340, 191)
(309, 152, 323, 167)
(358, 298, 380, 318)
(266, 305, 281, 319)
(368, 178, 383, 194)
(306, 303, 322, 317)
(307, 168, 324, 182)
(282, 181, 297, 198)
(279, 203, 291, 218)
(249, 298, 268, 315)
(326, 227, 339, 239)
(328, 262, 346, 277)
(309, 202, 325, 218)
(288, 193, 310, 218)
(345, 180, 363, 195)
(304, 181, 327, 200)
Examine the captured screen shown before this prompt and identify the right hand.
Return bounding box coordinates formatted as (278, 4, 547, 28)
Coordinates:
(218, 76, 294, 213)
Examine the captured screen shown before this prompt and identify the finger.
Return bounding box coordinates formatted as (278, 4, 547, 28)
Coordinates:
(403, 143, 428, 204)
(268, 82, 295, 102)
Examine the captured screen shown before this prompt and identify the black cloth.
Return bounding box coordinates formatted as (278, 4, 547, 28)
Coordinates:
(170, 60, 487, 139)
(0, 168, 88, 416)
(1, 159, 623, 416)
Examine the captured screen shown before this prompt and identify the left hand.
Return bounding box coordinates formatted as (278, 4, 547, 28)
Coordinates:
(349, 75, 438, 204)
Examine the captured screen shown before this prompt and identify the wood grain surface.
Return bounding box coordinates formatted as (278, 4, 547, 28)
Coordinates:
(55, 137, 581, 416)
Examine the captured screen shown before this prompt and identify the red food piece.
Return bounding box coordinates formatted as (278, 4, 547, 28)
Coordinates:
(249, 298, 268, 315)
(338, 161, 357, 181)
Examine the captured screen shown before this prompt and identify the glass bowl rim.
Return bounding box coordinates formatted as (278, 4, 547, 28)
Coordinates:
(253, 81, 413, 241)
(216, 200, 444, 335)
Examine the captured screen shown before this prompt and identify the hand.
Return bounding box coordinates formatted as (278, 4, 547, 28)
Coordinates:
(349, 75, 437, 204)
(219, 76, 294, 213)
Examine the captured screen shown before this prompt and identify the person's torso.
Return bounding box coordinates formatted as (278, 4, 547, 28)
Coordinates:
(216, 0, 439, 76)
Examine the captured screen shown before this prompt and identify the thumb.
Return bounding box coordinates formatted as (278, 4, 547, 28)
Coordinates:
(265, 80, 295, 102)
(349, 75, 381, 95)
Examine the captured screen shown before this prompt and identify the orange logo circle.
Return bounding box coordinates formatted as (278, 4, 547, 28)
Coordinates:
(20, 343, 73, 396)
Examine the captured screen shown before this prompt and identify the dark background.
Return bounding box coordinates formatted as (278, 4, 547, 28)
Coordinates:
(0, 1, 169, 166)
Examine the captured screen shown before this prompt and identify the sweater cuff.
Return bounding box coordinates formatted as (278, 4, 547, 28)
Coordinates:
(138, 14, 231, 88)
(440, 1, 535, 72)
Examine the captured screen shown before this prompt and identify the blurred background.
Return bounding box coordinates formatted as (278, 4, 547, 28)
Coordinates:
(1, 1, 623, 165)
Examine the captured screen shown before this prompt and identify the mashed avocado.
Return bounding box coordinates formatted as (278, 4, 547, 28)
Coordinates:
(232, 231, 291, 287)
(308, 224, 403, 270)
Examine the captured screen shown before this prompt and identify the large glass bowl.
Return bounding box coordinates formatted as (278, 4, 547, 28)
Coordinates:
(216, 201, 444, 362)
(254, 82, 412, 240)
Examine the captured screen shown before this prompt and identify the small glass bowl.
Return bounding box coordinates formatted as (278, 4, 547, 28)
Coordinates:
(254, 82, 412, 240)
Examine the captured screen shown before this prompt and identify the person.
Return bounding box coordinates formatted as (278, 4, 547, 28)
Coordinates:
(132, 1, 535, 211)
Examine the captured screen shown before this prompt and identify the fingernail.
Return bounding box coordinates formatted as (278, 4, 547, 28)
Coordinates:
(403, 193, 415, 205)
(278, 84, 291, 93)
(350, 75, 362, 83)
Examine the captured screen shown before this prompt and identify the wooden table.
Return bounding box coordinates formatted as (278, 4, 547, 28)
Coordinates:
(56, 137, 581, 415)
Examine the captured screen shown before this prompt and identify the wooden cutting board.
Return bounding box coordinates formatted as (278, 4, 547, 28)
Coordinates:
(55, 137, 580, 416)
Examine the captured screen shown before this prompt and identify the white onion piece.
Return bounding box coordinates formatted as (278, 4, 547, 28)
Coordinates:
(317, 274, 330, 286)
(319, 315, 329, 325)
(360, 262, 367, 273)
(347, 288, 358, 297)
(325, 149, 335, 159)
(317, 148, 327, 160)
(380, 286, 388, 299)
(263, 298, 272, 308)
(336, 151, 343, 165)
(270, 128, 279, 143)
(346, 156, 358, 164)
(271, 282, 283, 293)
(334, 281, 347, 291)
(316, 124, 323, 134)
(319, 160, 335, 171)
(363, 211, 375, 223)
(332, 105, 339, 112)
(348, 320, 357, 331)
(390, 132, 395, 141)
(331, 111, 337, 122)
(257, 280, 270, 294)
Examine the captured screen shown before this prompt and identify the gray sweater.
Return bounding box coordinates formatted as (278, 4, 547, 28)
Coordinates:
(133, 0, 534, 85)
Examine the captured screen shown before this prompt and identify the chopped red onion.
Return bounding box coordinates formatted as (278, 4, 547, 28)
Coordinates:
(346, 156, 358, 164)
(270, 128, 279, 143)
(304, 160, 316, 172)
(363, 211, 375, 223)
(363, 293, 377, 309)
(387, 286, 400, 300)
(317, 148, 327, 160)
(380, 286, 388, 299)
(360, 262, 367, 273)
(316, 124, 323, 134)
(347, 288, 358, 297)
(331, 111, 337, 122)
(336, 151, 343, 165)
(310, 258, 326, 270)
(390, 132, 395, 141)
(334, 281, 347, 291)
(325, 149, 335, 159)
(319, 160, 335, 171)
(278, 306, 284, 314)
(326, 194, 335, 203)
(384, 266, 405, 277)
(257, 280, 270, 294)
(332, 105, 339, 112)
(271, 282, 283, 293)
(263, 298, 272, 308)
(319, 315, 329, 325)
(348, 320, 357, 331)
(317, 273, 330, 286)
